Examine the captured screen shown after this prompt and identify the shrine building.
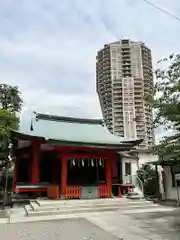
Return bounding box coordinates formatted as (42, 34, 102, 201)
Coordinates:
(11, 113, 142, 200)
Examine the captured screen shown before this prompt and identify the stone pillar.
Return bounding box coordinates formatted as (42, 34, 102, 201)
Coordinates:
(31, 141, 41, 184)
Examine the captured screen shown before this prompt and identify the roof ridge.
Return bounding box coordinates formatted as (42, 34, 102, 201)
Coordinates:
(35, 112, 103, 125)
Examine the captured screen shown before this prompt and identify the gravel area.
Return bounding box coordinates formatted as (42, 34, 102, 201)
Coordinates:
(0, 218, 119, 240)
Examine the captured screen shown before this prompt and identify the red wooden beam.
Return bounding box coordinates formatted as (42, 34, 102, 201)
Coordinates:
(55, 146, 115, 155)
(55, 146, 115, 159)
(14, 187, 47, 193)
(60, 153, 111, 159)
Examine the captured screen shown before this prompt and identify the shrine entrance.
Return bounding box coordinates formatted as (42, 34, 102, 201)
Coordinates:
(66, 158, 106, 199)
(67, 158, 106, 186)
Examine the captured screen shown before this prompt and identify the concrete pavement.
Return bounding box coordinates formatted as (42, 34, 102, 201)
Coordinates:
(0, 218, 120, 240)
(0, 198, 179, 239)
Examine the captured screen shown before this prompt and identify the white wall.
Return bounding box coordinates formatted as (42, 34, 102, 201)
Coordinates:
(164, 166, 179, 200)
(121, 153, 159, 184)
(122, 157, 138, 183)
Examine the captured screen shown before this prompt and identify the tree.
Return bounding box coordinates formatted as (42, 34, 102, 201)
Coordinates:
(137, 164, 157, 196)
(0, 84, 23, 169)
(152, 54, 180, 156)
(0, 84, 23, 113)
(0, 109, 19, 164)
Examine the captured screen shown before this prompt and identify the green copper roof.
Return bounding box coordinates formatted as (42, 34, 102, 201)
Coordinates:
(14, 113, 142, 148)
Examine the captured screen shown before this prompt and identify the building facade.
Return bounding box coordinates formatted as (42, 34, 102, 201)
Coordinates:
(96, 39, 155, 149)
(12, 113, 142, 200)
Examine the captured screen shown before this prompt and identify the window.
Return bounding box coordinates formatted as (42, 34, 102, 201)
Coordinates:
(125, 162, 132, 176)
(171, 166, 180, 187)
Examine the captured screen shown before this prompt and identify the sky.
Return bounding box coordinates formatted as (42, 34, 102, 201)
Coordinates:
(1, 0, 180, 141)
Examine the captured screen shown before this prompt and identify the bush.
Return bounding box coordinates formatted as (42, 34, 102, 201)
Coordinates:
(137, 164, 157, 197)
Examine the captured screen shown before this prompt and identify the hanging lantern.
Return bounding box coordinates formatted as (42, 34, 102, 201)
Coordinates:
(91, 159, 94, 167)
(82, 159, 84, 167)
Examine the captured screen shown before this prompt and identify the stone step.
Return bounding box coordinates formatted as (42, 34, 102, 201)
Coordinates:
(30, 201, 158, 212)
(126, 191, 144, 199)
(23, 197, 160, 218)
(35, 198, 126, 207)
(32, 199, 155, 211)
(30, 202, 122, 212)
(35, 198, 151, 208)
(26, 205, 120, 217)
(26, 202, 169, 218)
(24, 205, 32, 216)
(25, 200, 160, 217)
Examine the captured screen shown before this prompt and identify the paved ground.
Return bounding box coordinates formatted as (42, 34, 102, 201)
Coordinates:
(130, 210, 180, 240)
(85, 199, 180, 240)
(0, 218, 119, 240)
(0, 199, 180, 239)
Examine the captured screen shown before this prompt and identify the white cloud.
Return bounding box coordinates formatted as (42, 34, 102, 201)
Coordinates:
(0, 0, 179, 140)
(20, 89, 101, 122)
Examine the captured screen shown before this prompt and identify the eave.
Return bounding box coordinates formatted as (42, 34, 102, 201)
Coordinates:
(11, 130, 143, 150)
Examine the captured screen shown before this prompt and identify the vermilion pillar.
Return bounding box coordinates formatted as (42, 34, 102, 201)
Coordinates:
(61, 155, 68, 197)
(31, 141, 41, 184)
(105, 158, 112, 197)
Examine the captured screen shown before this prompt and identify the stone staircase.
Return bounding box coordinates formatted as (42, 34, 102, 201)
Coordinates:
(24, 198, 124, 217)
(126, 186, 144, 199)
(8, 197, 176, 223)
(125, 174, 144, 199)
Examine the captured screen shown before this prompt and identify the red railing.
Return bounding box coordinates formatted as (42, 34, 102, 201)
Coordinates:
(98, 184, 110, 198)
(65, 186, 82, 199)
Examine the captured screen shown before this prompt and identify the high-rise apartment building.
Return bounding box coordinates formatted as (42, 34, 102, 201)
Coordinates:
(96, 39, 155, 149)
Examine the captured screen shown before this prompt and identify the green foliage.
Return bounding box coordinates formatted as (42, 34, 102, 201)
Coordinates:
(0, 84, 23, 168)
(137, 164, 156, 180)
(0, 84, 23, 113)
(152, 54, 180, 156)
(0, 109, 19, 136)
(0, 110, 19, 167)
(154, 54, 180, 127)
(137, 164, 157, 196)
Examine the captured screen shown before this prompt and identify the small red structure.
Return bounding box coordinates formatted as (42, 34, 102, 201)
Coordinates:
(11, 113, 142, 200)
